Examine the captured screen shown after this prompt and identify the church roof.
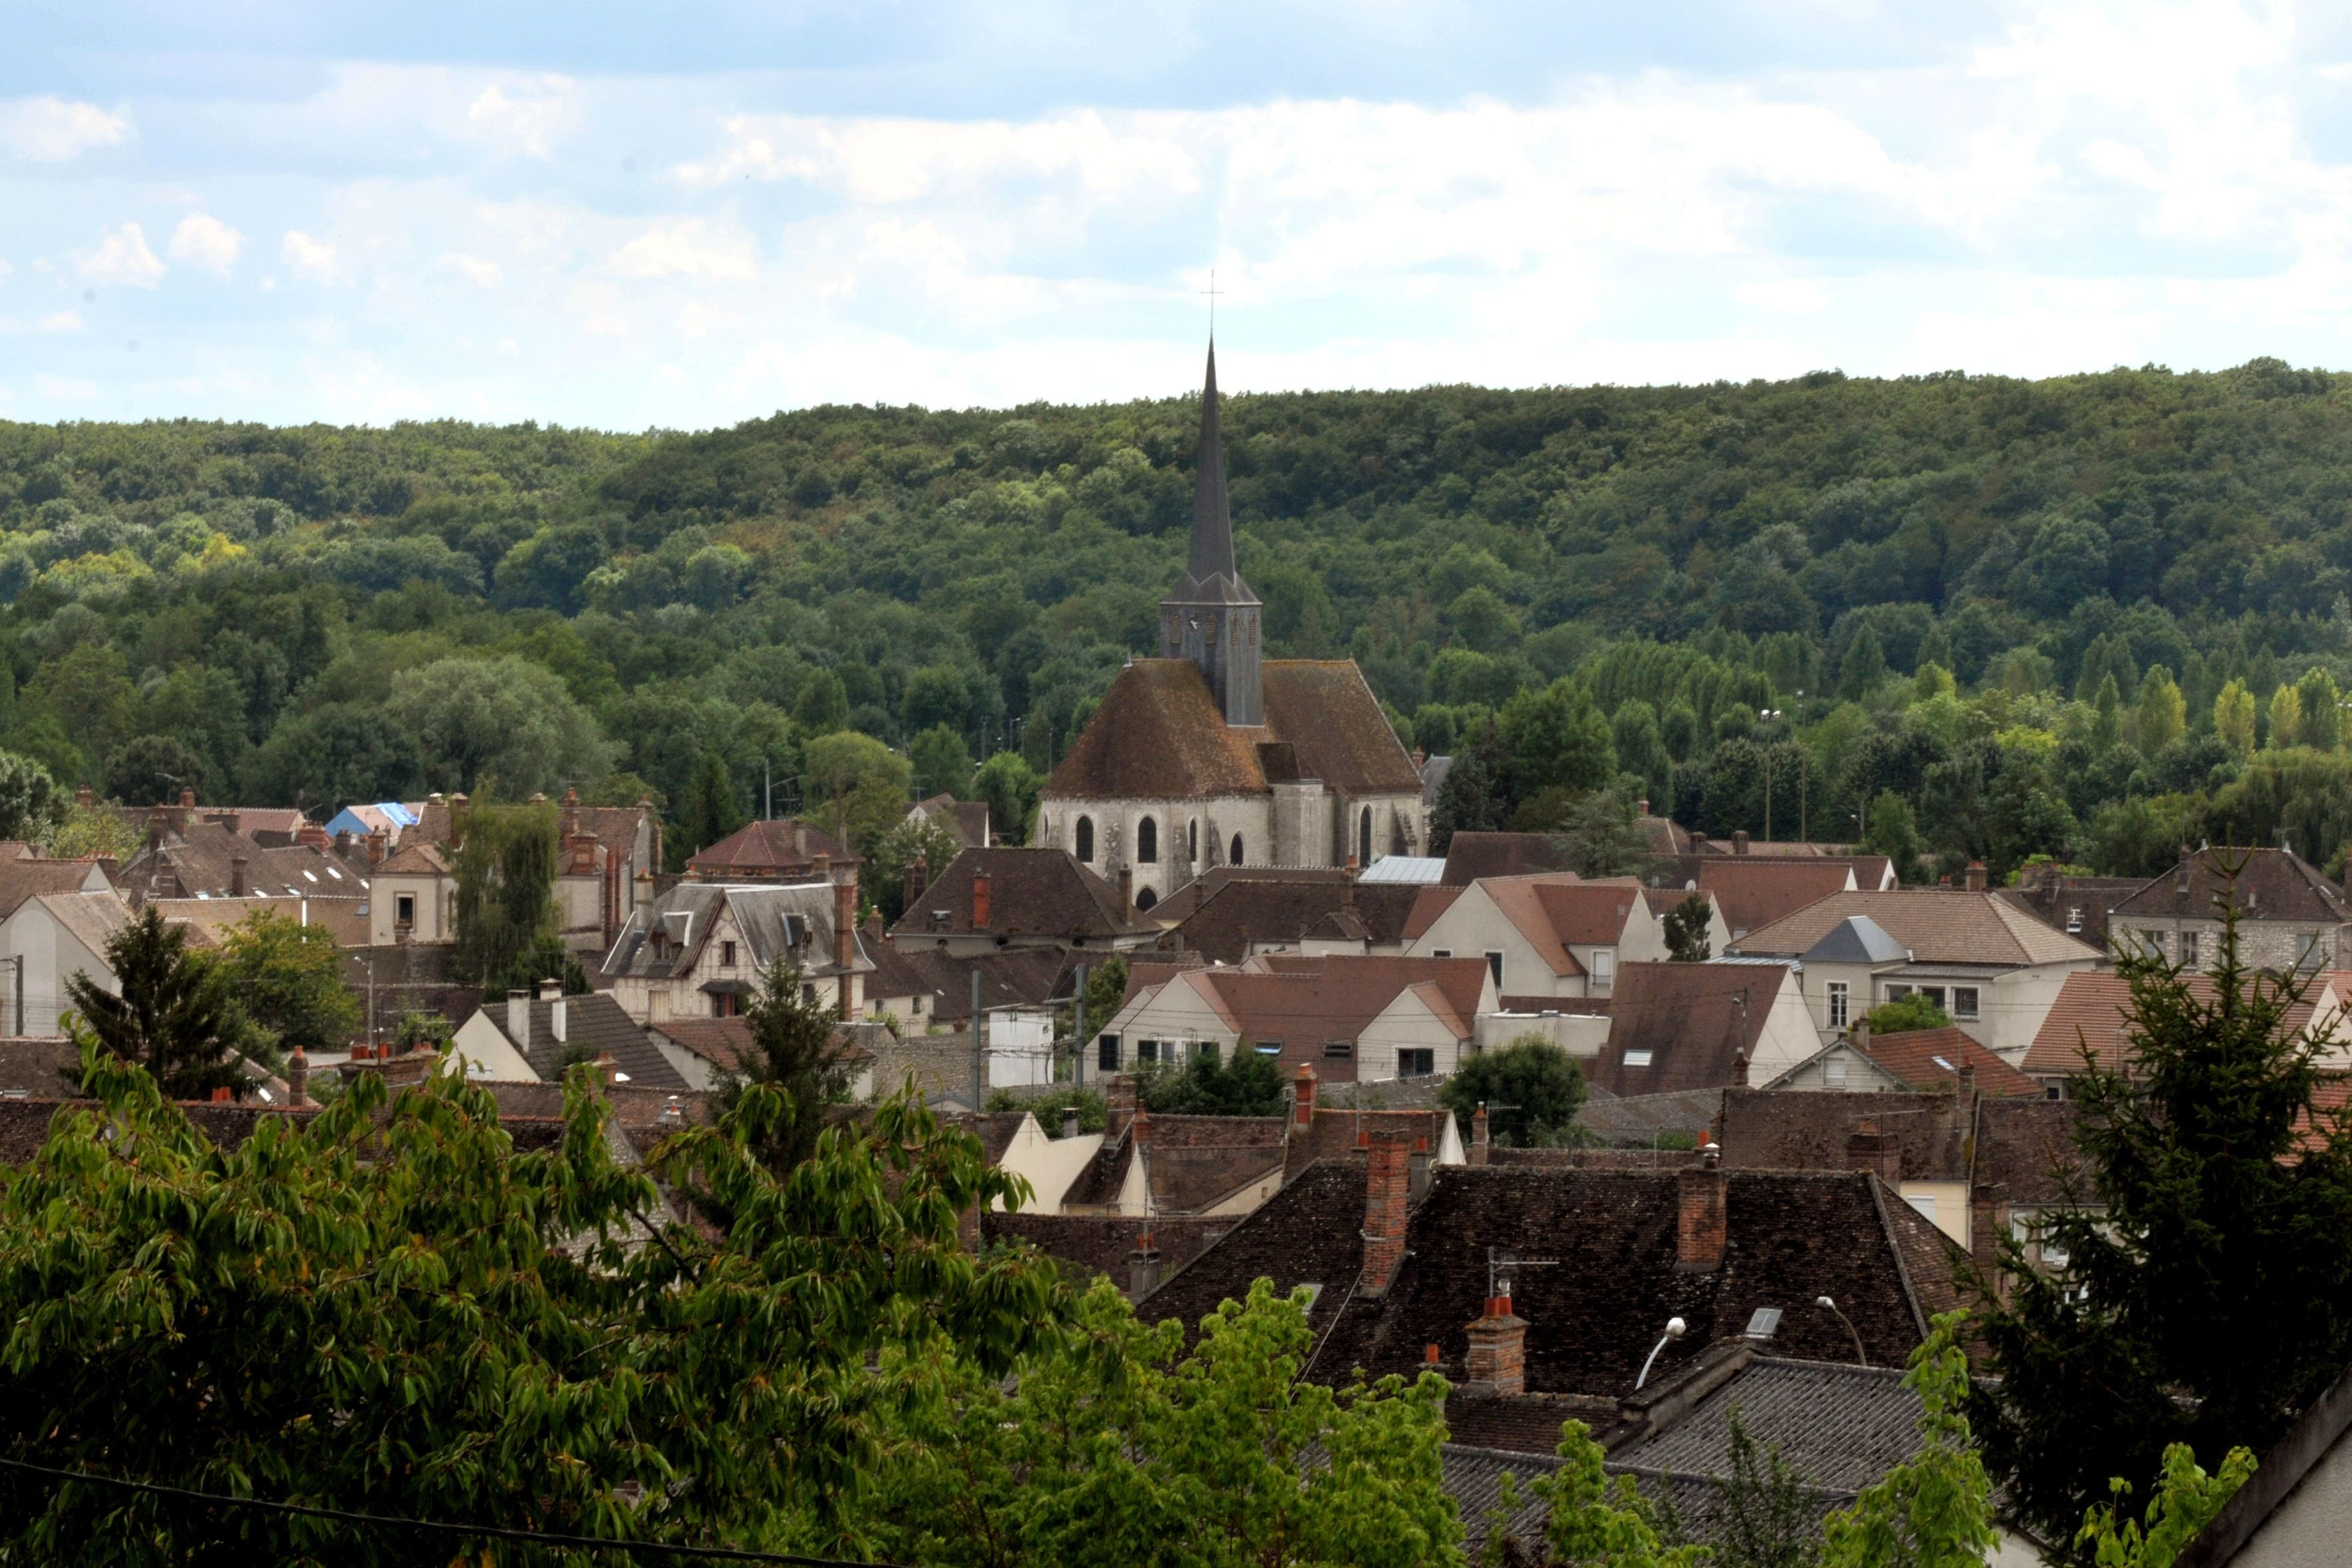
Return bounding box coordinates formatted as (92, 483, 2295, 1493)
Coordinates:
(1045, 658, 1419, 801)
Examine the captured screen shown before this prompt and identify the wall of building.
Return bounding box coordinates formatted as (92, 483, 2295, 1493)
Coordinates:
(1475, 1009, 1612, 1057)
(0, 902, 111, 1034)
(447, 1012, 536, 1081)
(371, 871, 454, 947)
(1407, 890, 1584, 998)
(1356, 990, 1472, 1081)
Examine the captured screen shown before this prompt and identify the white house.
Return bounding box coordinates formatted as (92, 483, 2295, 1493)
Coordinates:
(0, 891, 135, 1036)
(1403, 874, 1729, 1004)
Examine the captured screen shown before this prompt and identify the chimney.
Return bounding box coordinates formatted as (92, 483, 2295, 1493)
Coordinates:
(147, 809, 169, 852)
(507, 988, 530, 1052)
(538, 977, 563, 1001)
(973, 870, 993, 929)
(593, 1050, 619, 1088)
(1957, 1059, 1977, 1119)
(1106, 1074, 1138, 1141)
(1119, 867, 1134, 915)
(551, 995, 568, 1045)
(1131, 1103, 1152, 1154)
(230, 855, 248, 898)
(1845, 1121, 1903, 1182)
(181, 787, 196, 809)
(1733, 1051, 1751, 1087)
(1676, 1149, 1727, 1271)
(74, 784, 92, 810)
(448, 793, 469, 846)
(1291, 1063, 1318, 1132)
(368, 828, 387, 867)
(1344, 855, 1358, 909)
(1410, 1143, 1432, 1204)
(1128, 1227, 1162, 1300)
(1360, 1129, 1413, 1296)
(1970, 1182, 2009, 1279)
(1470, 1103, 1490, 1166)
(1062, 1108, 1080, 1139)
(1964, 860, 1988, 893)
(287, 1046, 309, 1108)
(834, 866, 858, 1020)
(793, 822, 807, 860)
(905, 856, 928, 912)
(1691, 831, 1709, 852)
(335, 828, 354, 856)
(813, 850, 830, 884)
(1637, 797, 1650, 817)
(210, 1085, 232, 1103)
(1464, 1294, 1528, 1395)
(1732, 830, 1749, 856)
(220, 811, 240, 838)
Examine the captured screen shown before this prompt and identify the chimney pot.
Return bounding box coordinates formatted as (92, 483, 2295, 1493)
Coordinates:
(551, 996, 568, 1044)
(973, 870, 993, 929)
(1470, 1102, 1490, 1166)
(1128, 1229, 1162, 1300)
(1733, 830, 1749, 855)
(538, 977, 562, 1001)
(181, 787, 196, 809)
(1677, 1160, 1728, 1271)
(74, 784, 92, 809)
(1360, 1129, 1413, 1296)
(1062, 1108, 1080, 1139)
(1292, 1063, 1318, 1131)
(287, 1046, 310, 1107)
(229, 855, 248, 898)
(368, 828, 387, 867)
(1964, 860, 1988, 893)
(507, 988, 530, 1052)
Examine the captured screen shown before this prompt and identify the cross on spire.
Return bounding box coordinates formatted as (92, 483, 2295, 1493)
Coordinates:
(1201, 268, 1224, 335)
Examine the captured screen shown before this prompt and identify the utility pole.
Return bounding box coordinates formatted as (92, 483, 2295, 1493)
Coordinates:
(1073, 962, 1089, 1089)
(11, 953, 21, 1037)
(971, 969, 984, 1113)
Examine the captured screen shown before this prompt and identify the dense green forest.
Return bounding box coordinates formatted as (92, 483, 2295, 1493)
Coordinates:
(5, 353, 2352, 879)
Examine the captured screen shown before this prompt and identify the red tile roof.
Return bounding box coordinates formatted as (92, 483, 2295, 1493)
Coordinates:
(1862, 1026, 2041, 1097)
(684, 818, 855, 878)
(2020, 969, 2320, 1079)
(1682, 859, 1853, 936)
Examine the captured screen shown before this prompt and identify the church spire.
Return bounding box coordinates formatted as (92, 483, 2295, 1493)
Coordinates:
(1186, 343, 1237, 589)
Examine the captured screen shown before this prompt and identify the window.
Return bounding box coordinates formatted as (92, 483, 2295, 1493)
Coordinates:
(2179, 931, 2199, 967)
(1138, 816, 1158, 864)
(1229, 833, 1245, 866)
(2143, 928, 2167, 957)
(1188, 819, 1198, 861)
(1484, 950, 1505, 988)
(1075, 816, 1094, 862)
(1917, 986, 1946, 1010)
(1952, 986, 1980, 1020)
(395, 892, 416, 927)
(1906, 1192, 1938, 1223)
(1432, 948, 1453, 959)
(1623, 1049, 1654, 1067)
(1885, 984, 1910, 1000)
(1397, 1048, 1435, 1077)
(1138, 1038, 1160, 1064)
(1359, 807, 1373, 867)
(1827, 981, 1849, 1028)
(1098, 1034, 1120, 1071)
(721, 940, 738, 967)
(1825, 1055, 1849, 1089)
(1591, 951, 1615, 990)
(1135, 886, 1158, 911)
(1322, 1040, 1354, 1058)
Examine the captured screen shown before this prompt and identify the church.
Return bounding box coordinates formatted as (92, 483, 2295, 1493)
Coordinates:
(1034, 347, 1429, 910)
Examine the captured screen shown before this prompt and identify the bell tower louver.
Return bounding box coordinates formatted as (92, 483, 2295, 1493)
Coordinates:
(1160, 343, 1263, 726)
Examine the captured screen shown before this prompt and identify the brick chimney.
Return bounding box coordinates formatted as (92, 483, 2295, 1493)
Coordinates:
(147, 809, 169, 852)
(181, 787, 196, 809)
(1119, 867, 1134, 915)
(1343, 855, 1358, 909)
(74, 784, 92, 809)
(1956, 1059, 1978, 1121)
(1846, 1119, 1902, 1182)
(367, 828, 387, 868)
(1105, 1074, 1138, 1141)
(1463, 1294, 1528, 1395)
(229, 855, 248, 898)
(507, 988, 530, 1052)
(1129, 1227, 1162, 1300)
(1677, 1149, 1727, 1272)
(1361, 1128, 1413, 1296)
(1470, 1103, 1491, 1166)
(905, 856, 929, 911)
(593, 1050, 619, 1088)
(1291, 1062, 1318, 1132)
(335, 828, 354, 856)
(1970, 1182, 2009, 1280)
(220, 811, 241, 838)
(972, 870, 992, 929)
(1732, 830, 1749, 855)
(1964, 860, 1988, 893)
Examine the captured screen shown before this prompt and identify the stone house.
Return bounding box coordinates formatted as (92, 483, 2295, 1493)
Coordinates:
(602, 874, 872, 1024)
(1403, 873, 1730, 1004)
(2106, 846, 2352, 975)
(888, 846, 1154, 959)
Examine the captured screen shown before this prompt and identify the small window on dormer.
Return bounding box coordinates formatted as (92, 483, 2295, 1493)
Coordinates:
(722, 940, 738, 967)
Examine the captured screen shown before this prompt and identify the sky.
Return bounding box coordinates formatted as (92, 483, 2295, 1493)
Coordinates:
(7, 0, 2352, 429)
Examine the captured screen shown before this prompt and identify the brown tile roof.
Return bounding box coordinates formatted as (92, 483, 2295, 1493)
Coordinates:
(35, 892, 137, 959)
(1670, 859, 1853, 937)
(1994, 871, 2145, 951)
(1061, 1111, 1289, 1213)
(1044, 659, 1271, 799)
(646, 1018, 759, 1074)
(1156, 868, 1422, 964)
(911, 794, 990, 849)
(150, 894, 370, 949)
(376, 840, 449, 876)
(684, 818, 855, 878)
(862, 945, 1076, 1024)
(1466, 875, 1648, 975)
(118, 821, 371, 903)
(1971, 1098, 2087, 1207)
(980, 1211, 1229, 1296)
(0, 858, 108, 919)
(1281, 1103, 1454, 1182)
(1730, 890, 2102, 967)
(1863, 1026, 2041, 1097)
(2108, 846, 2352, 925)
(477, 990, 690, 1091)
(475, 1080, 716, 1129)
(1259, 661, 1425, 795)
(1441, 832, 1574, 886)
(888, 846, 1144, 943)
(1403, 883, 1468, 939)
(2018, 969, 2319, 1079)
(1145, 1163, 1948, 1397)
(1589, 963, 1796, 1096)
(1718, 1085, 2086, 1207)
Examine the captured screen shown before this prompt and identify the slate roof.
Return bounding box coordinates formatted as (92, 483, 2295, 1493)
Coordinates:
(1588, 963, 1796, 1097)
(1155, 868, 1423, 963)
(2109, 846, 2352, 925)
(605, 882, 870, 983)
(683, 818, 855, 879)
(862, 945, 1077, 1023)
(1733, 891, 2102, 967)
(1863, 1026, 2041, 1097)
(1618, 1355, 1924, 1492)
(1803, 915, 1909, 965)
(1437, 832, 1574, 885)
(980, 1212, 1230, 1296)
(476, 990, 690, 1091)
(1142, 1162, 1956, 1397)
(117, 821, 371, 903)
(889, 847, 1144, 943)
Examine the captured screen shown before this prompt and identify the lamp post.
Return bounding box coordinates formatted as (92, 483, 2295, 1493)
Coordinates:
(1816, 1294, 1868, 1366)
(1635, 1316, 1687, 1389)
(1759, 708, 1783, 842)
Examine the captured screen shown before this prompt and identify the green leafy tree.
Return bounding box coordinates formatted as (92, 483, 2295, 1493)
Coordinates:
(988, 1085, 1109, 1135)
(1557, 785, 1656, 880)
(384, 655, 615, 798)
(392, 1009, 453, 1052)
(2073, 1441, 2255, 1568)
(103, 734, 208, 808)
(0, 1040, 1058, 1559)
(217, 909, 362, 1056)
(42, 798, 140, 861)
(802, 730, 913, 855)
(1859, 790, 1924, 883)
(243, 701, 425, 813)
(676, 749, 746, 864)
(1524, 1421, 1702, 1567)
(2214, 679, 2257, 760)
(2136, 666, 2187, 757)
(1865, 992, 1952, 1036)
(974, 749, 1043, 845)
(1137, 1044, 1289, 1117)
(909, 723, 977, 799)
(854, 1277, 1464, 1567)
(0, 748, 61, 843)
(1432, 723, 1509, 854)
(1500, 679, 1617, 804)
(1663, 892, 1713, 963)
(1973, 890, 2352, 1549)
(2267, 682, 2302, 749)
(1439, 1036, 1588, 1146)
(869, 811, 965, 924)
(2296, 666, 2343, 751)
(1840, 625, 1889, 700)
(63, 905, 244, 1099)
(710, 958, 854, 1183)
(1820, 1312, 1999, 1568)
(451, 800, 562, 991)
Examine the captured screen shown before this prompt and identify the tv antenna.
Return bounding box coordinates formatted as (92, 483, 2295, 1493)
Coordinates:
(1488, 1245, 1560, 1300)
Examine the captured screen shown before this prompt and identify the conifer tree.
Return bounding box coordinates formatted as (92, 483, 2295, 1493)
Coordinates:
(64, 905, 244, 1100)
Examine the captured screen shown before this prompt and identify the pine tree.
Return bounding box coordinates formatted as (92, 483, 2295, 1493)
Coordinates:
(678, 749, 745, 860)
(64, 906, 243, 1100)
(1839, 625, 1887, 701)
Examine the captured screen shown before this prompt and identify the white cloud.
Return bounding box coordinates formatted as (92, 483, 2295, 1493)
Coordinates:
(37, 310, 82, 334)
(609, 220, 757, 281)
(167, 213, 244, 274)
(465, 76, 577, 157)
(438, 252, 505, 287)
(0, 97, 131, 162)
(280, 230, 340, 283)
(80, 223, 167, 287)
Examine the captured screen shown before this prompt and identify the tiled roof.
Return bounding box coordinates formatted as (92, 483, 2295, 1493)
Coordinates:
(1044, 659, 1272, 799)
(2019, 969, 2317, 1078)
(909, 794, 990, 849)
(1717, 1085, 2087, 1207)
(1666, 859, 1853, 936)
(1864, 1026, 2041, 1097)
(1731, 890, 2102, 968)
(646, 1018, 759, 1074)
(980, 1212, 1229, 1296)
(0, 858, 108, 919)
(863, 945, 1076, 1023)
(1402, 884, 1469, 939)
(1261, 661, 1425, 795)
(1441, 832, 1574, 886)
(1249, 954, 1491, 1040)
(684, 818, 855, 878)
(1573, 1088, 1725, 1146)
(33, 892, 137, 962)
(605, 882, 869, 983)
(1158, 868, 1422, 964)
(479, 990, 690, 1091)
(475, 1080, 715, 1129)
(118, 821, 370, 902)
(1281, 1103, 1455, 1182)
(1995, 872, 2144, 951)
(2108, 846, 2352, 924)
(1615, 1355, 1925, 1494)
(889, 846, 1143, 943)
(0, 1035, 80, 1095)
(376, 840, 449, 876)
(1589, 962, 1796, 1096)
(1971, 1098, 2088, 1206)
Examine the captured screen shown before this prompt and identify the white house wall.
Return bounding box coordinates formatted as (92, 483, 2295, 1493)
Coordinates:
(1356, 989, 1469, 1081)
(448, 1012, 537, 1081)
(1476, 1010, 1612, 1057)
(1408, 890, 1580, 998)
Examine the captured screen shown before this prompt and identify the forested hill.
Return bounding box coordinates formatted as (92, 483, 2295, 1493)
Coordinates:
(3, 355, 2351, 882)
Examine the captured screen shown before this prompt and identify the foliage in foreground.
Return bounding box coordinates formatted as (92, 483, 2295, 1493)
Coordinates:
(0, 1040, 1058, 1562)
(1819, 1314, 1998, 1568)
(1135, 1046, 1290, 1117)
(2075, 1442, 2256, 1568)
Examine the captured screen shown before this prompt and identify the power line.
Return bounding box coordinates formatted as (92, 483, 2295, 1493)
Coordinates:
(0, 1456, 900, 1567)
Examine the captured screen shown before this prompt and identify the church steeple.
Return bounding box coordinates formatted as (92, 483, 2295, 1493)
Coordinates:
(1161, 343, 1263, 726)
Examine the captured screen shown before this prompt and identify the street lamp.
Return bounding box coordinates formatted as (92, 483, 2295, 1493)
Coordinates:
(1635, 1315, 1687, 1389)
(1759, 708, 1783, 842)
(1816, 1295, 1868, 1366)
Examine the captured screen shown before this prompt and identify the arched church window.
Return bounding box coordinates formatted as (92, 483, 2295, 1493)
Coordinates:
(1138, 817, 1158, 864)
(1229, 834, 1245, 866)
(1358, 807, 1373, 868)
(1135, 886, 1158, 911)
(1076, 816, 1095, 863)
(1188, 819, 1199, 861)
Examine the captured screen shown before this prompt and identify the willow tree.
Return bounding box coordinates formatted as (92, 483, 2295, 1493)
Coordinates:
(451, 799, 580, 998)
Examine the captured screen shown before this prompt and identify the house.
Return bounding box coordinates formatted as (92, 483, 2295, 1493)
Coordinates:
(888, 846, 1153, 959)
(1663, 857, 1861, 943)
(113, 815, 372, 908)
(1095, 952, 1496, 1083)
(106, 789, 317, 849)
(2019, 968, 2342, 1093)
(1403, 873, 1730, 1004)
(0, 856, 115, 920)
(370, 840, 454, 946)
(1584, 961, 1821, 1094)
(1133, 1144, 1962, 1438)
(1726, 890, 2104, 1060)
(907, 793, 990, 850)
(1145, 864, 1423, 963)
(1033, 349, 1429, 907)
(1771, 1025, 2045, 1098)
(682, 817, 856, 883)
(0, 891, 139, 1037)
(861, 944, 1076, 1033)
(320, 801, 421, 844)
(603, 874, 873, 1024)
(448, 984, 690, 1090)
(2106, 846, 2352, 976)
(643, 1016, 877, 1098)
(402, 790, 663, 955)
(1994, 862, 2148, 953)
